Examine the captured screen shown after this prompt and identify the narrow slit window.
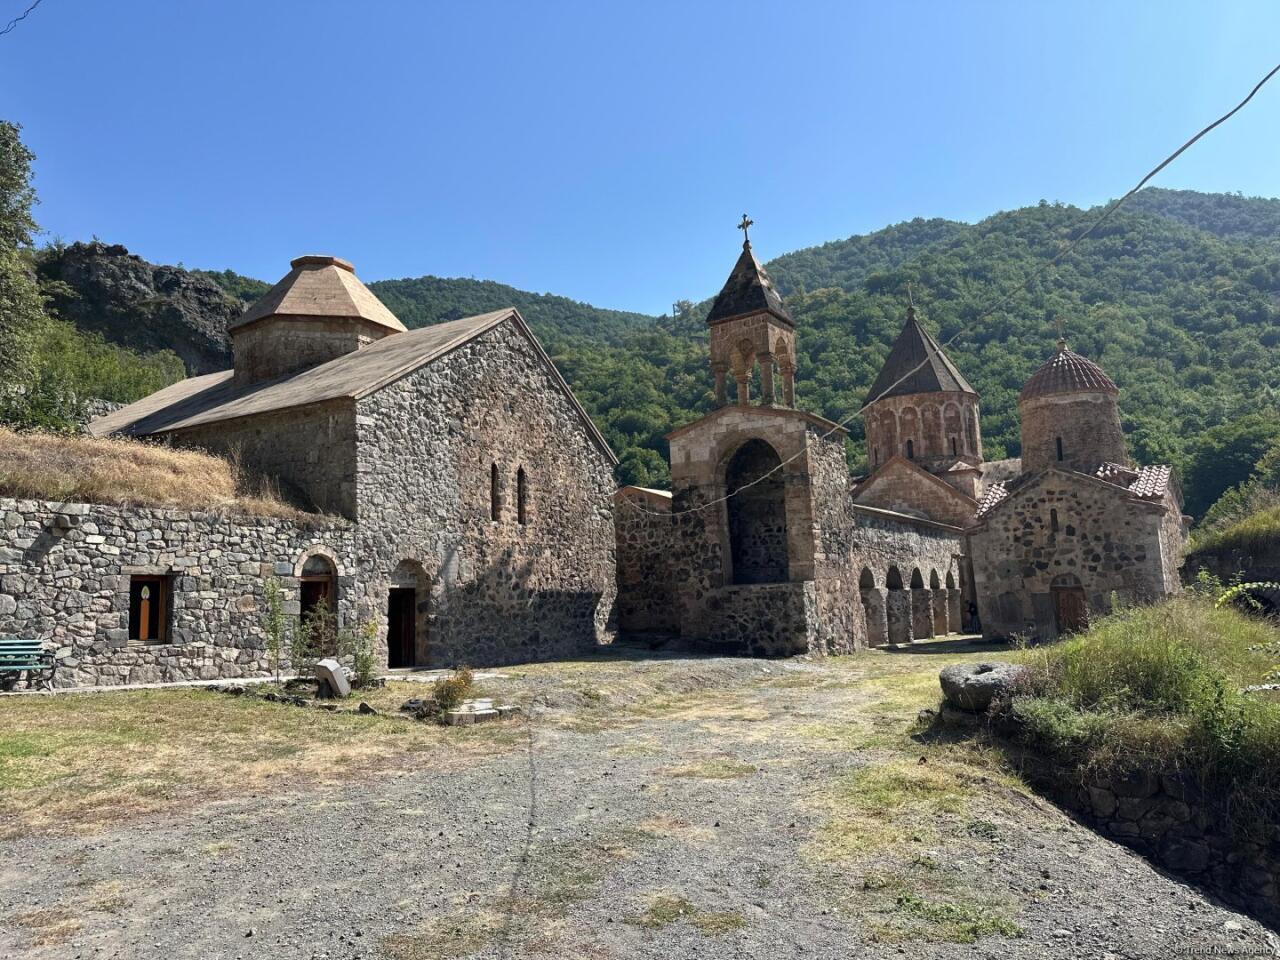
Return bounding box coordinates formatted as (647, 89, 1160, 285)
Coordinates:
(1056, 437, 1065, 461)
(873, 447, 879, 466)
(129, 575, 170, 644)
(906, 439, 914, 460)
(517, 467, 528, 525)
(490, 463, 501, 521)
(950, 436, 958, 456)
(1050, 508, 1060, 532)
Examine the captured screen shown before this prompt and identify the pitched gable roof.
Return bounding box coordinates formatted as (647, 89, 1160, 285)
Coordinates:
(705, 242, 793, 327)
(864, 305, 975, 406)
(853, 454, 978, 527)
(89, 310, 617, 465)
(232, 255, 406, 333)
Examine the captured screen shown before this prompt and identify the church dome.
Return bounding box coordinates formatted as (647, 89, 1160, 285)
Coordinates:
(1019, 340, 1117, 402)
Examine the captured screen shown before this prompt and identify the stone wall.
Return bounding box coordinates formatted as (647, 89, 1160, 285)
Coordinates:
(853, 459, 977, 528)
(231, 317, 387, 385)
(0, 497, 353, 687)
(614, 488, 678, 635)
(1020, 392, 1128, 474)
(969, 470, 1177, 639)
(863, 390, 983, 471)
(351, 319, 617, 669)
(1021, 757, 1280, 928)
(177, 400, 359, 518)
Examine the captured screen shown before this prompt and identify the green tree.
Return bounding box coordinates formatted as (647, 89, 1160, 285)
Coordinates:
(0, 122, 43, 399)
(1183, 413, 1280, 517)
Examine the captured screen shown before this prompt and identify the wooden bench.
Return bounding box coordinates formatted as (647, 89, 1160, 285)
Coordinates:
(0, 638, 55, 691)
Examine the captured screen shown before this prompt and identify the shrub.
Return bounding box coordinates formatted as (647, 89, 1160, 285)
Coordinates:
(261, 577, 286, 684)
(432, 666, 474, 713)
(340, 617, 379, 690)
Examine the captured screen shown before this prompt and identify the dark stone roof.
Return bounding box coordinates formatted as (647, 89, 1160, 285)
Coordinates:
(1019, 340, 1118, 401)
(705, 242, 793, 327)
(863, 305, 975, 406)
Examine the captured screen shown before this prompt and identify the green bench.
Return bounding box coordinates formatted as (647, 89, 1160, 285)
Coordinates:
(0, 637, 55, 691)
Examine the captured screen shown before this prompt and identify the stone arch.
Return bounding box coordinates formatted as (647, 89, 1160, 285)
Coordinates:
(885, 566, 909, 644)
(928, 569, 948, 635)
(297, 549, 338, 640)
(922, 404, 943, 457)
(899, 406, 919, 457)
(945, 568, 962, 632)
(944, 403, 963, 456)
(878, 409, 898, 461)
(964, 405, 978, 452)
(858, 566, 886, 647)
(388, 559, 429, 668)
(929, 569, 941, 589)
(945, 571, 956, 589)
(909, 568, 933, 640)
(724, 438, 788, 585)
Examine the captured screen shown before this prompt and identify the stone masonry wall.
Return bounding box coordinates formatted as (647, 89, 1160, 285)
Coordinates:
(970, 470, 1176, 639)
(1020, 392, 1128, 475)
(0, 497, 353, 687)
(352, 319, 617, 669)
(614, 489, 678, 635)
(176, 400, 358, 518)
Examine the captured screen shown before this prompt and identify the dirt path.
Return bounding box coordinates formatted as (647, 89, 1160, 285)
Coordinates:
(0, 645, 1275, 959)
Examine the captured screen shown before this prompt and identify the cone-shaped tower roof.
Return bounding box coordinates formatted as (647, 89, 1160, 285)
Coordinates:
(863, 303, 975, 407)
(705, 240, 793, 327)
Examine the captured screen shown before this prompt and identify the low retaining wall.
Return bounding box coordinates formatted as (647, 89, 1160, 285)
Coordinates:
(1013, 749, 1280, 928)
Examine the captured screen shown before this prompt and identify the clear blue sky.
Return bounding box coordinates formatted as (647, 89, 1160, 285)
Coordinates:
(1, 0, 1277, 314)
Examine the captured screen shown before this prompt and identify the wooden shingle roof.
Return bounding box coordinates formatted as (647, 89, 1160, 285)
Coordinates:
(232, 255, 406, 333)
(864, 305, 975, 406)
(705, 242, 793, 327)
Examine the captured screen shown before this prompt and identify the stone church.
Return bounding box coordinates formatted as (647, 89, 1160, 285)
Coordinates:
(2, 255, 618, 686)
(615, 231, 1188, 651)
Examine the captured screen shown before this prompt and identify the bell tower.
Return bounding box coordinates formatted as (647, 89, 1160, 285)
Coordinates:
(706, 215, 797, 408)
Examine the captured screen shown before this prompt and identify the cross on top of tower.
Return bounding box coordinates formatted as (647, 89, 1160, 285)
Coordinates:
(737, 213, 753, 246)
(1055, 316, 1068, 350)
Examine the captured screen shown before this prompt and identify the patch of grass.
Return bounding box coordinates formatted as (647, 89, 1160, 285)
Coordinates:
(886, 893, 1022, 943)
(1005, 595, 1280, 826)
(661, 757, 756, 779)
(624, 895, 747, 936)
(11, 906, 81, 946)
(380, 910, 504, 960)
(0, 426, 318, 520)
(0, 688, 512, 838)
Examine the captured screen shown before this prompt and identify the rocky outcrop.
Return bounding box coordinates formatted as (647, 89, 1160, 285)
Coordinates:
(37, 241, 240, 374)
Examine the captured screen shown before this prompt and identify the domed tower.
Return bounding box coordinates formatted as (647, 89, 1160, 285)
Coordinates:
(1019, 337, 1127, 473)
(862, 300, 982, 477)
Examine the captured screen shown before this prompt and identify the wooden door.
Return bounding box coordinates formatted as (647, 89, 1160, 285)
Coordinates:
(1053, 587, 1088, 635)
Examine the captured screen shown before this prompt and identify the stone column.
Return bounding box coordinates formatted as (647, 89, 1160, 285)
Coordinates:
(931, 589, 950, 636)
(780, 362, 795, 408)
(886, 590, 912, 645)
(758, 352, 775, 406)
(712, 362, 729, 406)
(860, 588, 887, 647)
(948, 588, 963, 633)
(735, 374, 750, 406)
(911, 588, 934, 640)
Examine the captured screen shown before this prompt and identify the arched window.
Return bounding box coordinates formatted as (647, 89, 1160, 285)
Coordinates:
(300, 553, 337, 627)
(516, 467, 528, 525)
(1056, 437, 1064, 462)
(490, 463, 501, 521)
(726, 439, 788, 585)
(906, 439, 914, 460)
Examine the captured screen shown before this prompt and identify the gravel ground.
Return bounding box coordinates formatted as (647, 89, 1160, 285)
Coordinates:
(0, 646, 1275, 960)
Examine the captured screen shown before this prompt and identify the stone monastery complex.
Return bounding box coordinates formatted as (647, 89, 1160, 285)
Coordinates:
(0, 237, 1190, 686)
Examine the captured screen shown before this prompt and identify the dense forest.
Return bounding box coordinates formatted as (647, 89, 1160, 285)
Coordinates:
(4, 119, 1280, 518)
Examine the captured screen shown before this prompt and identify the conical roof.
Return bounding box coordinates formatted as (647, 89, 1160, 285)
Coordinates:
(231, 255, 406, 332)
(705, 241, 793, 326)
(863, 304, 975, 406)
(1019, 339, 1118, 402)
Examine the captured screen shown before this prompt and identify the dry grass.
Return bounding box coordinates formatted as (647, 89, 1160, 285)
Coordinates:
(10, 906, 82, 946)
(0, 688, 517, 838)
(0, 427, 317, 520)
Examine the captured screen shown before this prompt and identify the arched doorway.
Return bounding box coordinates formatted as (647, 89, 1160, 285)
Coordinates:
(859, 568, 886, 647)
(1051, 574, 1088, 635)
(725, 439, 788, 585)
(885, 566, 910, 645)
(388, 560, 428, 669)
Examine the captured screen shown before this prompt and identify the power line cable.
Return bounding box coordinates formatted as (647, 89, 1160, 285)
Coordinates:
(0, 0, 44, 38)
(620, 57, 1280, 520)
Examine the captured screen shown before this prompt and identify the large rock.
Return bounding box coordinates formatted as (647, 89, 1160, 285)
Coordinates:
(313, 658, 351, 699)
(939, 661, 1025, 712)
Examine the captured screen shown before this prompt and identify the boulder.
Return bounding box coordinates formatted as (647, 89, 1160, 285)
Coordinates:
(938, 661, 1025, 712)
